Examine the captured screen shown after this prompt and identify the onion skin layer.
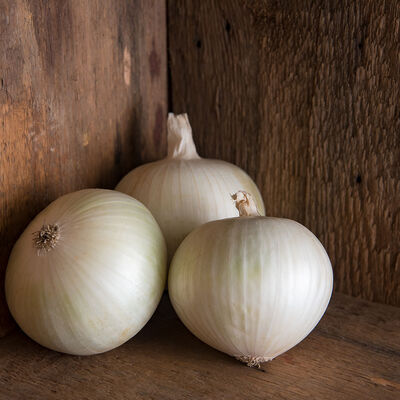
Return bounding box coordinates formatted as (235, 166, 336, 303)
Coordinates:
(5, 189, 167, 355)
(116, 158, 265, 261)
(168, 216, 333, 365)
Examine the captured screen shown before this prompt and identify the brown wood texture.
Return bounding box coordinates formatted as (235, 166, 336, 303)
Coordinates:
(0, 293, 399, 399)
(0, 0, 167, 336)
(168, 0, 400, 305)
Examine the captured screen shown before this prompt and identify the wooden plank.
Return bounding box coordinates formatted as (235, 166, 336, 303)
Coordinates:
(168, 0, 400, 305)
(0, 0, 167, 336)
(0, 293, 398, 399)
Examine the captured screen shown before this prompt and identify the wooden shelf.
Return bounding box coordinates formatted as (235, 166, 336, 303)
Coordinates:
(0, 293, 398, 399)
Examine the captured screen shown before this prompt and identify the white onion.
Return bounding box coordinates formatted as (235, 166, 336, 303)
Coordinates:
(116, 113, 265, 260)
(169, 191, 333, 367)
(5, 189, 166, 355)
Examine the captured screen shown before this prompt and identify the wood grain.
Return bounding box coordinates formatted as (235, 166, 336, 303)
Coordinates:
(0, 293, 398, 399)
(168, 0, 400, 305)
(0, 0, 167, 336)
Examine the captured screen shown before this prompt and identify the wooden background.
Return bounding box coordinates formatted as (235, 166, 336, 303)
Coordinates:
(168, 0, 400, 306)
(0, 0, 167, 336)
(0, 0, 399, 337)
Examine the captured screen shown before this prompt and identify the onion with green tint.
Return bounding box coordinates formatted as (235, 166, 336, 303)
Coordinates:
(5, 189, 167, 355)
(169, 191, 333, 367)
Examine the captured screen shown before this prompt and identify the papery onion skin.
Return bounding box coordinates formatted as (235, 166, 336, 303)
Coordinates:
(168, 195, 333, 366)
(116, 113, 265, 260)
(5, 189, 167, 355)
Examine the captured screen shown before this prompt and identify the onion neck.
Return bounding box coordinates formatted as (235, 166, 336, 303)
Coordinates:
(167, 113, 200, 160)
(232, 191, 261, 217)
(33, 224, 60, 253)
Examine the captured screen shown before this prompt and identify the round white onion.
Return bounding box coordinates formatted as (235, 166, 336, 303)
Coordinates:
(116, 113, 265, 260)
(5, 189, 167, 355)
(169, 191, 333, 367)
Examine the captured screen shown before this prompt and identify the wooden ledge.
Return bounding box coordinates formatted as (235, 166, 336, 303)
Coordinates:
(0, 293, 399, 399)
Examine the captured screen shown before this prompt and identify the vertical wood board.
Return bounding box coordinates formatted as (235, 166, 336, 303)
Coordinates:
(0, 0, 167, 336)
(168, 0, 400, 305)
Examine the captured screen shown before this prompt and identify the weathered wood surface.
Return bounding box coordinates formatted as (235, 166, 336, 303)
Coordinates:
(0, 0, 167, 336)
(0, 293, 399, 399)
(168, 0, 400, 305)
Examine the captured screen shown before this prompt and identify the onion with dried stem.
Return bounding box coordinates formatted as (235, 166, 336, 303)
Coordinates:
(116, 113, 264, 261)
(169, 191, 333, 367)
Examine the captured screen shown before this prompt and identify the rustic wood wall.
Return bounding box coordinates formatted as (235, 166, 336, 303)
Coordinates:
(168, 0, 400, 305)
(0, 0, 167, 336)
